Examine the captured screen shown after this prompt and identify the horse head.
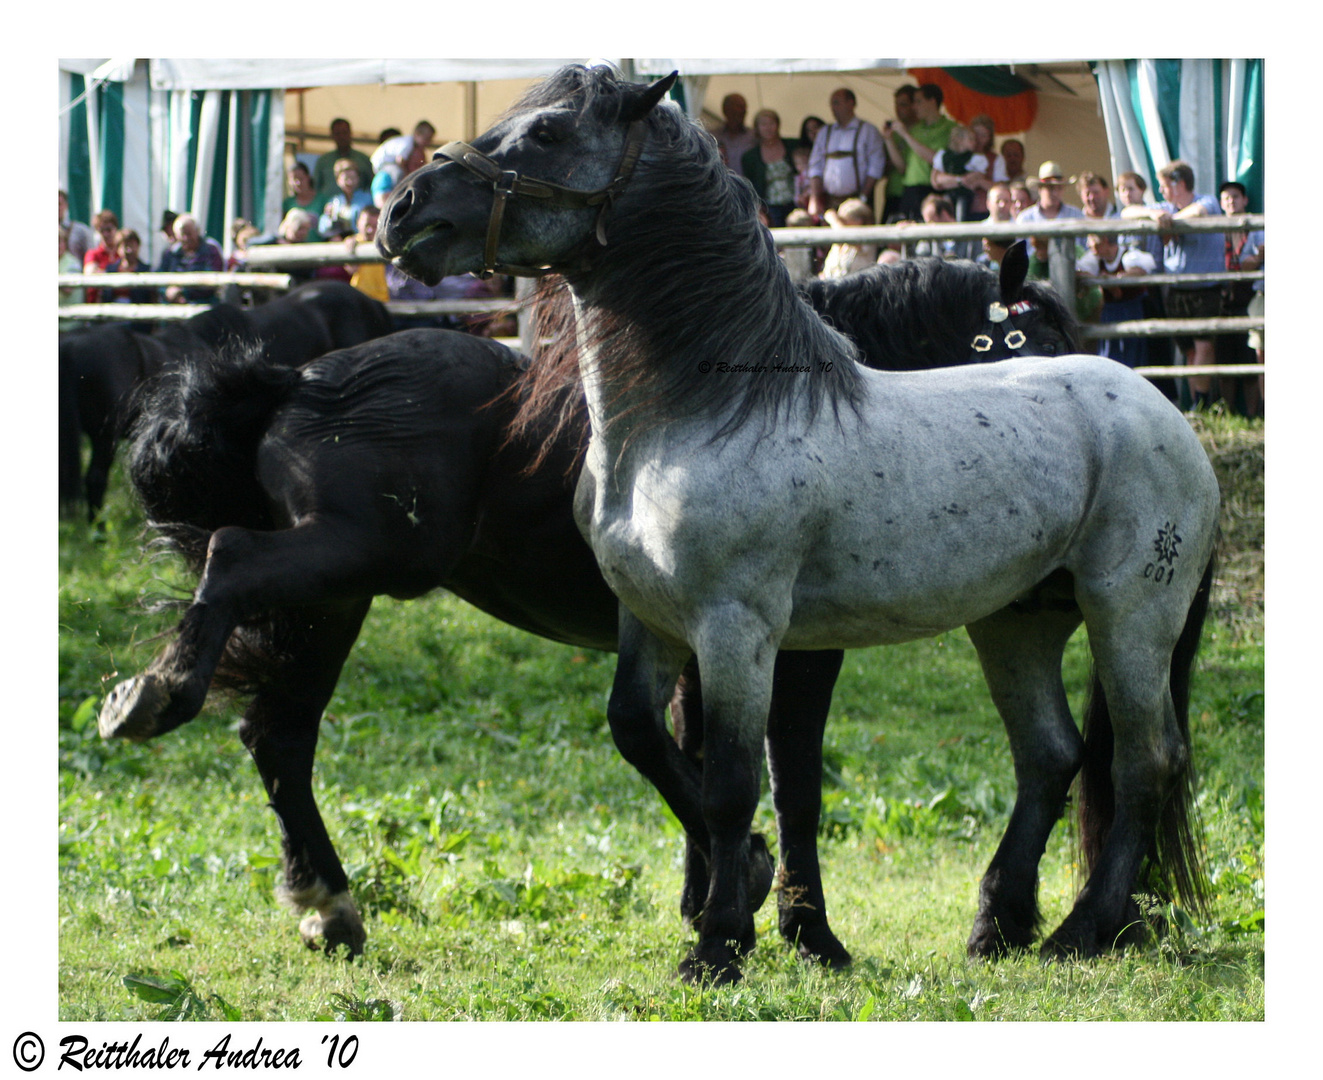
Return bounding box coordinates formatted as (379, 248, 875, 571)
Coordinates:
(967, 240, 1078, 361)
(378, 66, 677, 284)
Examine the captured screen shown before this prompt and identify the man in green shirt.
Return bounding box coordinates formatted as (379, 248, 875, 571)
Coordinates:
(312, 118, 375, 201)
(880, 84, 917, 222)
(882, 83, 957, 220)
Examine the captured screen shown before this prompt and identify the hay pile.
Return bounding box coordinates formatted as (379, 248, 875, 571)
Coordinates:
(1188, 414, 1264, 637)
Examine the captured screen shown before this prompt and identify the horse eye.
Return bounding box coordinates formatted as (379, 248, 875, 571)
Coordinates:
(533, 125, 562, 145)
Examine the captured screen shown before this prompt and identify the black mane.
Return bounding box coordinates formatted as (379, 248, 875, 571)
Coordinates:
(517, 65, 863, 445)
(798, 258, 1080, 368)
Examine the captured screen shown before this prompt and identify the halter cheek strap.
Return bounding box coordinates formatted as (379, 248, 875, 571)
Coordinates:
(434, 118, 650, 278)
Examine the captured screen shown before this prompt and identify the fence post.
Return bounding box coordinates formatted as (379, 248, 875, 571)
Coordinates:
(517, 276, 536, 356)
(1048, 236, 1077, 320)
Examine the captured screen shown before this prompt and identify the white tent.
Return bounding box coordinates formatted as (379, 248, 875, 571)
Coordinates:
(59, 58, 1262, 268)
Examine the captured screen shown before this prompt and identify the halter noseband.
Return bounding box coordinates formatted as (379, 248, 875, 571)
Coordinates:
(971, 299, 1035, 354)
(433, 118, 650, 278)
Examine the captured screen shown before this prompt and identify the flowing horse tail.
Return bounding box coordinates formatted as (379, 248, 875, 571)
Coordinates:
(125, 345, 305, 694)
(1077, 547, 1217, 921)
(128, 344, 300, 556)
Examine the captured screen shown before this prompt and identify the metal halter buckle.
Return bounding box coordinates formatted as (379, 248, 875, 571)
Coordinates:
(1004, 329, 1027, 350)
(972, 334, 994, 353)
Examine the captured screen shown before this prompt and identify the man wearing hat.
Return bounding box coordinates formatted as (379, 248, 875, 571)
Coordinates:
(1016, 161, 1085, 224)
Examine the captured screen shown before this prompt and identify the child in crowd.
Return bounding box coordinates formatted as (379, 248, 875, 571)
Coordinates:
(819, 198, 877, 278)
(107, 229, 158, 304)
(319, 158, 373, 239)
(780, 208, 817, 283)
(346, 206, 389, 302)
(792, 144, 814, 214)
(931, 125, 989, 222)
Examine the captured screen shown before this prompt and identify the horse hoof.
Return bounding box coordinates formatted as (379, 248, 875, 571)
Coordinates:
(1041, 899, 1153, 961)
(98, 675, 168, 741)
(297, 894, 367, 958)
(967, 914, 1036, 960)
(790, 927, 852, 969)
(746, 833, 775, 914)
(1039, 913, 1103, 962)
(678, 946, 743, 986)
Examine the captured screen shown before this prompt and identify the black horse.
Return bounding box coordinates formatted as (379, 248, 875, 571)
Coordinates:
(97, 250, 1077, 962)
(58, 281, 392, 520)
(59, 324, 173, 518)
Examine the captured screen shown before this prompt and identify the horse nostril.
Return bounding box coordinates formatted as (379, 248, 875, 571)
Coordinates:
(389, 186, 414, 222)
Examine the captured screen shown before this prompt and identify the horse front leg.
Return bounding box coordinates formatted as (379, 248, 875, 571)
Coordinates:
(98, 594, 239, 742)
(240, 599, 372, 957)
(82, 426, 116, 521)
(671, 659, 774, 929)
(765, 648, 851, 967)
(100, 521, 381, 742)
(678, 603, 782, 986)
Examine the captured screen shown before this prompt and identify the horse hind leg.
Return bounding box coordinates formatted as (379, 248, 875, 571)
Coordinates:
(240, 599, 372, 958)
(1042, 563, 1213, 959)
(964, 594, 1084, 958)
(669, 657, 710, 927)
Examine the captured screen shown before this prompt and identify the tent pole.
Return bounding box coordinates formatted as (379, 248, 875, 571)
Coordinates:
(85, 82, 101, 216)
(223, 90, 240, 264)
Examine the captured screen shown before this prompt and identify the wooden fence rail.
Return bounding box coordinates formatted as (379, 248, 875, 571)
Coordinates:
(61, 216, 1264, 384)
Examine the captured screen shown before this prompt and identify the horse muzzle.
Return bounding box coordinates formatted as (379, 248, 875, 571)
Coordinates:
(377, 173, 459, 285)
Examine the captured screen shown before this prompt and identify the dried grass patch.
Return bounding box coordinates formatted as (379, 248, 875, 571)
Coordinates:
(1188, 414, 1264, 638)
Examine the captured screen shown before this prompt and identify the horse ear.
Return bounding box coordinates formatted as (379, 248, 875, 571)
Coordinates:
(999, 239, 1029, 304)
(622, 71, 678, 122)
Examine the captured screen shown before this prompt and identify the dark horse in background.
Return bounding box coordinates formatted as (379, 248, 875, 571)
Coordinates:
(58, 280, 392, 520)
(97, 248, 1077, 963)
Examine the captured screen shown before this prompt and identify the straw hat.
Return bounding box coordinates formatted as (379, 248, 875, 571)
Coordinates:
(1031, 160, 1067, 188)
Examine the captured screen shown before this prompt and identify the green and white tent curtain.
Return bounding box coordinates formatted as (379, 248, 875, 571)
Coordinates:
(59, 60, 285, 265)
(1092, 59, 1264, 211)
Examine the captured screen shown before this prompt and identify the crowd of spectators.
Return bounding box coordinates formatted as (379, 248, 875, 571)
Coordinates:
(58, 88, 1264, 412)
(712, 81, 1262, 415)
(57, 114, 512, 337)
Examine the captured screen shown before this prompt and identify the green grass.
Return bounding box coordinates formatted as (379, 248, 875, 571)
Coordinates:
(57, 416, 1264, 1022)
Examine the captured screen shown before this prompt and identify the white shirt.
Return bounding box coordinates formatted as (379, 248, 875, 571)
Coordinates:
(808, 118, 886, 197)
(1076, 248, 1157, 275)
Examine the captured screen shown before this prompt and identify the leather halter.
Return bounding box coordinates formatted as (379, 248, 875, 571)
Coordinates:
(433, 118, 650, 278)
(971, 299, 1035, 354)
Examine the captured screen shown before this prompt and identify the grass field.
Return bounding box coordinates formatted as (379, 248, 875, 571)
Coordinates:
(56, 411, 1264, 1023)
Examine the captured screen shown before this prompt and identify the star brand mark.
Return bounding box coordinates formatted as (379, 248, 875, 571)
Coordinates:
(1153, 522, 1182, 566)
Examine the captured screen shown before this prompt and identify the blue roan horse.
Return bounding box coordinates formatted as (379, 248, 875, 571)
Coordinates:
(379, 65, 1220, 984)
